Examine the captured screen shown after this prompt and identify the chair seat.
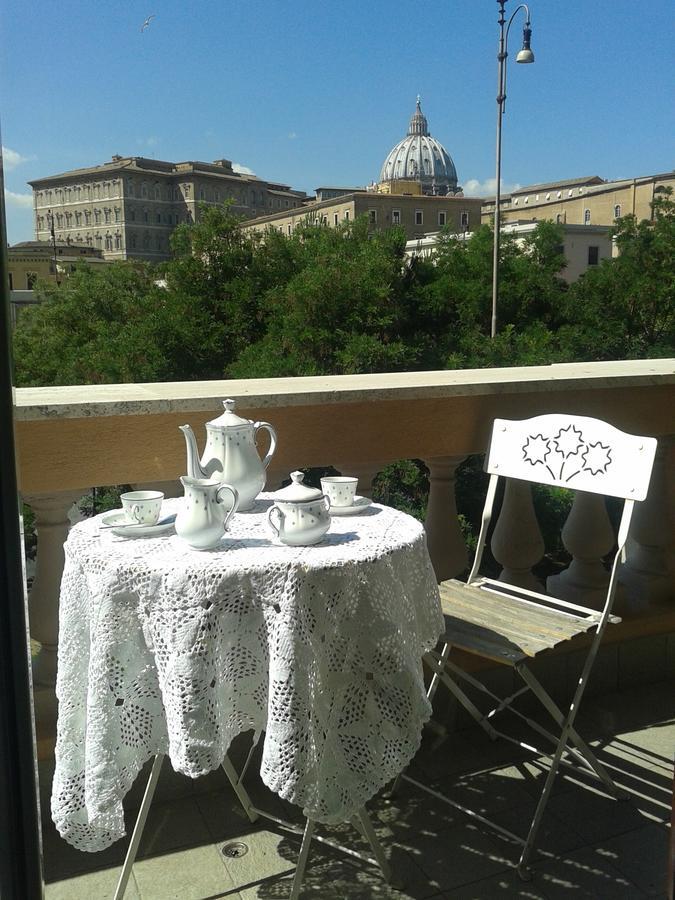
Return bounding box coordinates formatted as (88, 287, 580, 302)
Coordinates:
(439, 578, 610, 666)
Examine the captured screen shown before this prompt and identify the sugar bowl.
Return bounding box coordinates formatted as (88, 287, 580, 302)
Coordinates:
(267, 471, 331, 546)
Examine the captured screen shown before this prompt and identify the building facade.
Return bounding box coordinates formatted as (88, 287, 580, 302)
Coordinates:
(7, 241, 105, 290)
(244, 191, 483, 241)
(481, 172, 675, 233)
(29, 156, 307, 262)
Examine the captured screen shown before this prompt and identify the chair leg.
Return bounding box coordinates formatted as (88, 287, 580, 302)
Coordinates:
(288, 818, 315, 900)
(517, 723, 570, 879)
(517, 666, 624, 797)
(113, 753, 164, 900)
(436, 664, 499, 741)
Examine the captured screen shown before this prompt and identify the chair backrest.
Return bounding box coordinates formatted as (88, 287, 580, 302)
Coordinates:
(485, 414, 656, 501)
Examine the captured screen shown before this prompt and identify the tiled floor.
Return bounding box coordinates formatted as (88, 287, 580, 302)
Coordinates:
(41, 679, 674, 899)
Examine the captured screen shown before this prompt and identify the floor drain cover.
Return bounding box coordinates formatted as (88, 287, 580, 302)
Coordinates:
(221, 841, 249, 858)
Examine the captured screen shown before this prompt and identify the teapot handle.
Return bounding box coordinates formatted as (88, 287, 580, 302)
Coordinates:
(216, 483, 239, 532)
(254, 421, 277, 470)
(267, 504, 282, 538)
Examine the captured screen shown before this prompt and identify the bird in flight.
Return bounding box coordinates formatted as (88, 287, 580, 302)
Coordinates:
(140, 14, 155, 32)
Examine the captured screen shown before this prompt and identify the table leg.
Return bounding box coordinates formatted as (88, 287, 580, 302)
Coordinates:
(288, 818, 315, 900)
(354, 809, 393, 883)
(221, 752, 259, 824)
(113, 753, 164, 900)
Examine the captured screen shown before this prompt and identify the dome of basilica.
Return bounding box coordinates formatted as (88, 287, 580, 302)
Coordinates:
(379, 97, 459, 196)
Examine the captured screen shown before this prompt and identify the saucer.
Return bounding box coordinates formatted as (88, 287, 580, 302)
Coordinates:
(101, 510, 176, 538)
(329, 496, 372, 517)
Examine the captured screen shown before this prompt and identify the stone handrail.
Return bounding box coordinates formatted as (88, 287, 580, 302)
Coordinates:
(14, 358, 675, 747)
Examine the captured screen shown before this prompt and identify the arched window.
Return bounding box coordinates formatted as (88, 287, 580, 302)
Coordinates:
(114, 233, 122, 250)
(130, 234, 137, 249)
(583, 208, 591, 225)
(154, 184, 161, 200)
(614, 204, 621, 219)
(104, 234, 113, 251)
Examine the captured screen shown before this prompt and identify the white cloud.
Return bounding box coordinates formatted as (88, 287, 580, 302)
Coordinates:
(3, 146, 33, 171)
(232, 162, 256, 176)
(136, 136, 159, 148)
(4, 189, 33, 208)
(462, 177, 521, 198)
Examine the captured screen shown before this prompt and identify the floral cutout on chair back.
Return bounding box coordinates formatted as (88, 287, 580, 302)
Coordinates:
(485, 414, 656, 501)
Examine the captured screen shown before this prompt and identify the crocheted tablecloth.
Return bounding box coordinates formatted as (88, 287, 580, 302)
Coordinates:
(51, 495, 443, 851)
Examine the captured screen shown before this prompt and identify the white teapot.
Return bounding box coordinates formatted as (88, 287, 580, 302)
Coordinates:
(180, 399, 277, 511)
(267, 472, 331, 546)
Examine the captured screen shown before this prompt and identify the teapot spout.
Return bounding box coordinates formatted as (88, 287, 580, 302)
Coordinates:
(180, 424, 208, 479)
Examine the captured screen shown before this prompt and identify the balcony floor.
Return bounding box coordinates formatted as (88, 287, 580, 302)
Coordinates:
(41, 679, 673, 899)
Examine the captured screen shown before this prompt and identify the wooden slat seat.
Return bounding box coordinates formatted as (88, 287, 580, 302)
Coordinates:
(438, 578, 606, 665)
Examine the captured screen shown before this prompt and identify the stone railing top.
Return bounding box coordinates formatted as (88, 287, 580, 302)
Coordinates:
(13, 359, 675, 421)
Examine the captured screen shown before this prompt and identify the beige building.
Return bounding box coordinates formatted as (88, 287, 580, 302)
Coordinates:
(29, 156, 306, 263)
(405, 222, 613, 282)
(244, 191, 483, 241)
(7, 241, 105, 290)
(481, 172, 675, 231)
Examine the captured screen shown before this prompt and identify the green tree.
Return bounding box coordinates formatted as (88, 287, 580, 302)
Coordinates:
(559, 189, 675, 360)
(228, 217, 420, 377)
(13, 261, 185, 385)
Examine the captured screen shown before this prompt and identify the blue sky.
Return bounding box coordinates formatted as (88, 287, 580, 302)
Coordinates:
(2, 0, 674, 243)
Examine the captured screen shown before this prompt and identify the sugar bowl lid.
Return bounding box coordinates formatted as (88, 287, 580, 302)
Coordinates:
(207, 399, 251, 429)
(275, 471, 324, 502)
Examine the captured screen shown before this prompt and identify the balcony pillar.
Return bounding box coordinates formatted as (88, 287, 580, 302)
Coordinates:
(619, 442, 674, 609)
(23, 491, 83, 691)
(423, 456, 468, 583)
(547, 490, 614, 608)
(491, 479, 544, 592)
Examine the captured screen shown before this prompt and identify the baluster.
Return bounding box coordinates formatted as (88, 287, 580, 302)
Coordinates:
(491, 479, 544, 592)
(24, 491, 83, 687)
(546, 490, 614, 608)
(423, 457, 468, 583)
(618, 442, 673, 609)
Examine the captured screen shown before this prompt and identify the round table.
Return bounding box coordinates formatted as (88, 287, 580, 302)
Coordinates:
(51, 495, 443, 852)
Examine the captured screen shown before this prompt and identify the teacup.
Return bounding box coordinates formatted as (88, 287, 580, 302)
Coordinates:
(320, 476, 358, 508)
(120, 490, 164, 525)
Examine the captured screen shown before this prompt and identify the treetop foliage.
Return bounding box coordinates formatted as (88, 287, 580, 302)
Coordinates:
(13, 193, 674, 387)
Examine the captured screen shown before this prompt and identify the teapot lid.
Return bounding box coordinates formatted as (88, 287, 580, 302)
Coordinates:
(275, 471, 324, 502)
(207, 399, 251, 429)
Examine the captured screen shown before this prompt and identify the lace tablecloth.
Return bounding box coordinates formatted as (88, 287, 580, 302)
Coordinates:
(51, 495, 443, 852)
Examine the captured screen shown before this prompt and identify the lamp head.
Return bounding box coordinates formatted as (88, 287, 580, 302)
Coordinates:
(516, 25, 534, 63)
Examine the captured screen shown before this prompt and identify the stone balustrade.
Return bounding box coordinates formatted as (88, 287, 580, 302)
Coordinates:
(13, 359, 675, 747)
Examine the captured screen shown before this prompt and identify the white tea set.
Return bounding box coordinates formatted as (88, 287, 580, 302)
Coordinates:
(103, 399, 371, 550)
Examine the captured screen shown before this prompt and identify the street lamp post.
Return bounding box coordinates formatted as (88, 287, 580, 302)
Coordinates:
(491, 0, 534, 339)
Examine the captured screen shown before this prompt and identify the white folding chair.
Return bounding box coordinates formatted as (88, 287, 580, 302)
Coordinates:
(399, 414, 656, 879)
(114, 731, 392, 900)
